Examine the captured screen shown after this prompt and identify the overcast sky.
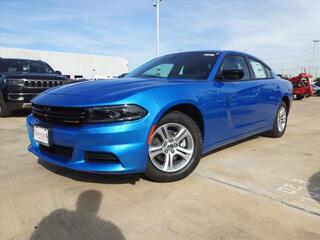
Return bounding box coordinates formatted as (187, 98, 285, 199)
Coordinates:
(0, 0, 319, 76)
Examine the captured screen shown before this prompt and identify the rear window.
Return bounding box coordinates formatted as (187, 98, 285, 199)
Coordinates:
(264, 66, 273, 78)
(249, 59, 267, 79)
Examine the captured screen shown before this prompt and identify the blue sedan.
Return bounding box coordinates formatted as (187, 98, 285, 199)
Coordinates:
(26, 51, 293, 182)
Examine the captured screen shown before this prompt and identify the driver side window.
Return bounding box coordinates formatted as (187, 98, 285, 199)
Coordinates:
(220, 56, 250, 80)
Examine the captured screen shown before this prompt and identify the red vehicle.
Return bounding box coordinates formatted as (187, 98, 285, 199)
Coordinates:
(289, 73, 313, 100)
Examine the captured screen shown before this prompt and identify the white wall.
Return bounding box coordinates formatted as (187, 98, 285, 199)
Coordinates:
(0, 47, 128, 79)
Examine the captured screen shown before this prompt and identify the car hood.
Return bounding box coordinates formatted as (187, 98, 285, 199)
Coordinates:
(32, 78, 197, 106)
(1, 72, 69, 80)
(42, 78, 197, 97)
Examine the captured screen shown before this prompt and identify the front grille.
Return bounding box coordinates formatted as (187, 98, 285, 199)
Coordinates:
(39, 144, 73, 159)
(24, 80, 64, 88)
(85, 152, 119, 163)
(32, 104, 87, 125)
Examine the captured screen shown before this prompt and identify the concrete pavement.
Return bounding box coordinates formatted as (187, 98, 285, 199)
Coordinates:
(0, 98, 319, 240)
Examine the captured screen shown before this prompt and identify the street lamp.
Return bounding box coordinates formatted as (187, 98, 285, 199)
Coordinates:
(312, 40, 320, 79)
(153, 0, 161, 57)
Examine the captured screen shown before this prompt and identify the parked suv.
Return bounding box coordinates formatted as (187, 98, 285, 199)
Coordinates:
(0, 58, 70, 117)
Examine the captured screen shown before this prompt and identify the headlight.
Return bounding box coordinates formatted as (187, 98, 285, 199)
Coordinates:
(6, 79, 24, 85)
(87, 104, 147, 123)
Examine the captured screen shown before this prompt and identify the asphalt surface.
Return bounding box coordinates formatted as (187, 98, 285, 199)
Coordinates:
(0, 98, 319, 240)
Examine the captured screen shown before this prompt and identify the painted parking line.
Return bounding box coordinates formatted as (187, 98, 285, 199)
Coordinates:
(194, 170, 320, 217)
(277, 178, 320, 206)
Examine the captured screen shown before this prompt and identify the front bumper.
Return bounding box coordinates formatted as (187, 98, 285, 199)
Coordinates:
(26, 114, 151, 174)
(7, 92, 38, 102)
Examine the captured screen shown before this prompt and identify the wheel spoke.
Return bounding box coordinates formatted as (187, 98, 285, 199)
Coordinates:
(176, 147, 193, 154)
(176, 147, 192, 160)
(162, 125, 170, 139)
(157, 128, 166, 142)
(149, 145, 162, 152)
(158, 125, 170, 141)
(163, 153, 173, 171)
(174, 128, 188, 143)
(149, 146, 163, 159)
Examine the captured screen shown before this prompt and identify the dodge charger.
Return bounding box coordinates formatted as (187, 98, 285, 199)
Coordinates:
(26, 51, 293, 182)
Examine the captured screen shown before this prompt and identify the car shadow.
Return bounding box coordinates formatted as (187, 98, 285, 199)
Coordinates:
(307, 171, 320, 203)
(38, 159, 140, 185)
(202, 135, 259, 157)
(38, 136, 261, 184)
(30, 189, 125, 240)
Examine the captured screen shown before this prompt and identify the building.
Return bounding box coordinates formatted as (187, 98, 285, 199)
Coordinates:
(0, 47, 128, 79)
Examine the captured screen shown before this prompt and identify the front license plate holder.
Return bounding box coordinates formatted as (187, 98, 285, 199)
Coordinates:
(34, 125, 51, 147)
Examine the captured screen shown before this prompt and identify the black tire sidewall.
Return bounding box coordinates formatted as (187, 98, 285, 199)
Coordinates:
(0, 91, 11, 117)
(144, 111, 202, 182)
(296, 95, 303, 100)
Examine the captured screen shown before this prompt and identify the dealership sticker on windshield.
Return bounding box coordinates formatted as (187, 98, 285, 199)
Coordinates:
(34, 126, 50, 146)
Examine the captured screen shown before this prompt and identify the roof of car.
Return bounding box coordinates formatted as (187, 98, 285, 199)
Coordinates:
(166, 50, 270, 66)
(0, 58, 43, 62)
(168, 50, 258, 57)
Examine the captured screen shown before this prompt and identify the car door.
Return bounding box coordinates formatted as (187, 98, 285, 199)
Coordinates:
(214, 55, 264, 138)
(247, 58, 282, 127)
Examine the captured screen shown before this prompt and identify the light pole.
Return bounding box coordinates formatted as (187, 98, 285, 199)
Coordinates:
(312, 40, 320, 79)
(153, 0, 161, 57)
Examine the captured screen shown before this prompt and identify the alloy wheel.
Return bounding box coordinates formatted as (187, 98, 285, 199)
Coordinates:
(277, 105, 287, 132)
(148, 123, 194, 173)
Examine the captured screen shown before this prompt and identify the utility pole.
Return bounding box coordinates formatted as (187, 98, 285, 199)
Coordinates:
(312, 40, 320, 79)
(153, 0, 161, 57)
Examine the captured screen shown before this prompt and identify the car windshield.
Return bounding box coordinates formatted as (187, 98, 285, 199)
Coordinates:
(126, 52, 218, 80)
(0, 59, 54, 74)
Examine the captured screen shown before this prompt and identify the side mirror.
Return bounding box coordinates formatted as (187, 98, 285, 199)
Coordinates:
(219, 69, 244, 80)
(55, 70, 62, 75)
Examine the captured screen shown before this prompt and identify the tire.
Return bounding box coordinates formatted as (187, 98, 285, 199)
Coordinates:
(144, 111, 202, 182)
(296, 95, 304, 100)
(0, 92, 11, 117)
(263, 101, 288, 138)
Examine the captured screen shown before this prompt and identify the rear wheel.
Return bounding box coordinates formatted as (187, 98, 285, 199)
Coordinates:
(0, 92, 11, 117)
(264, 101, 288, 138)
(144, 111, 202, 182)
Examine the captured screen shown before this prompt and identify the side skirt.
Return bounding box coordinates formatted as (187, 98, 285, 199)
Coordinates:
(202, 125, 272, 155)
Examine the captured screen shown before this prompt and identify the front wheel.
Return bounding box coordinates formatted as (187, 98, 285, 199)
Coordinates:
(144, 111, 202, 182)
(264, 101, 288, 138)
(0, 92, 11, 117)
